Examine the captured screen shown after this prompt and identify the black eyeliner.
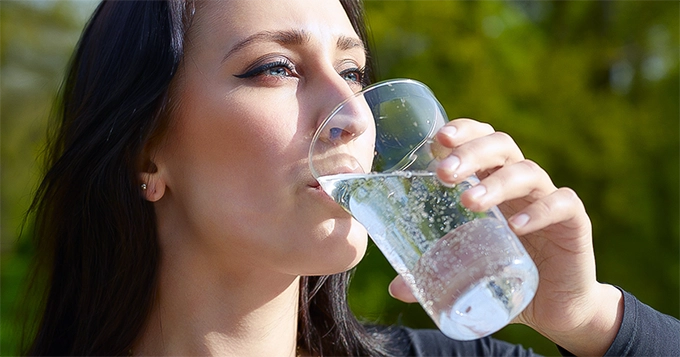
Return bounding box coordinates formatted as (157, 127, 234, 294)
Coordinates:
(233, 60, 293, 79)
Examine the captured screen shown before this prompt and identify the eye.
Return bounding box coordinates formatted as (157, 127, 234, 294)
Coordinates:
(234, 59, 297, 79)
(339, 66, 366, 90)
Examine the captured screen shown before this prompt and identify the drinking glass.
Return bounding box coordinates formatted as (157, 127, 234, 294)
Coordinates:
(309, 79, 539, 340)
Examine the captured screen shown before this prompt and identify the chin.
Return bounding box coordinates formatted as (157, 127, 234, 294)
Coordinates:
(343, 223, 369, 269)
(301, 219, 369, 276)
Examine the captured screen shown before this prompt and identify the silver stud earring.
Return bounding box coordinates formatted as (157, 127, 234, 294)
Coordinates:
(141, 183, 147, 190)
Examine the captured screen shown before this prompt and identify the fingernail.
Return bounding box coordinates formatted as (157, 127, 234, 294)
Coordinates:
(467, 184, 486, 200)
(388, 283, 397, 298)
(440, 155, 460, 174)
(440, 126, 457, 139)
(510, 213, 530, 228)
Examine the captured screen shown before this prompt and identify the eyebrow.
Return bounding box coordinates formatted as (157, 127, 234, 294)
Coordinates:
(222, 29, 365, 62)
(337, 35, 365, 52)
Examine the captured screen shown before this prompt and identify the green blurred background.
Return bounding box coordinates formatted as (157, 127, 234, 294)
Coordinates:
(1, 1, 678, 355)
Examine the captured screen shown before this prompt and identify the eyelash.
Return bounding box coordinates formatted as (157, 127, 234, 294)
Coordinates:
(339, 66, 367, 88)
(233, 59, 296, 79)
(234, 60, 366, 88)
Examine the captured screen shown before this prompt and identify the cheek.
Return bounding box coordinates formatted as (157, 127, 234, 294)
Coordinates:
(155, 93, 302, 250)
(171, 90, 299, 176)
(223, 89, 305, 161)
(169, 84, 312, 207)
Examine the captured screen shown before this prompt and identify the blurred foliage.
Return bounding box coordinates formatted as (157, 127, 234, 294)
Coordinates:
(1, 1, 678, 356)
(1, 1, 97, 354)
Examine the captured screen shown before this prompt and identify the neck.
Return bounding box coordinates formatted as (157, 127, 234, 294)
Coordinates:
(133, 237, 300, 357)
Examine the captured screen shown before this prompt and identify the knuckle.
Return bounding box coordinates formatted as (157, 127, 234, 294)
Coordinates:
(480, 122, 495, 134)
(450, 118, 475, 127)
(554, 187, 591, 231)
(556, 187, 583, 207)
(520, 160, 550, 181)
(519, 159, 541, 173)
(557, 186, 578, 200)
(539, 187, 581, 218)
(492, 130, 513, 143)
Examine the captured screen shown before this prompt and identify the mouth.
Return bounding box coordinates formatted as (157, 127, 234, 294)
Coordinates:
(307, 179, 337, 209)
(309, 180, 322, 190)
(305, 176, 326, 192)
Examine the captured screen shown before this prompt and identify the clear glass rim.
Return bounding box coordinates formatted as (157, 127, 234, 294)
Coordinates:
(308, 78, 435, 177)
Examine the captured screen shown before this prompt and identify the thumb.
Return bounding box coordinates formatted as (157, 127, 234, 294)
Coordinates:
(388, 275, 418, 303)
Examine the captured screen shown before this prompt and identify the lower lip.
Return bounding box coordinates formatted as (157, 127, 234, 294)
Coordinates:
(309, 184, 335, 203)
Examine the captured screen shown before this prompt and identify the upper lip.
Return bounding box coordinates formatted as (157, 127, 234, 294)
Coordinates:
(306, 165, 363, 188)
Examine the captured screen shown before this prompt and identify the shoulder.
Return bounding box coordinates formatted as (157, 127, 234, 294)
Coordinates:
(373, 326, 538, 357)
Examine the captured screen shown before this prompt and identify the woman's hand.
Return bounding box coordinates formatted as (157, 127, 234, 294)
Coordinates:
(388, 118, 623, 356)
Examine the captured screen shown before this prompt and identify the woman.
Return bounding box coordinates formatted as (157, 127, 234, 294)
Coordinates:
(23, 0, 678, 356)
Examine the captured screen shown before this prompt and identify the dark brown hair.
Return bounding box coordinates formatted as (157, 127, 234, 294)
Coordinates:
(23, 0, 388, 355)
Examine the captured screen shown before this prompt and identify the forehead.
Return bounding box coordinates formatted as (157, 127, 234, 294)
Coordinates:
(189, 0, 358, 48)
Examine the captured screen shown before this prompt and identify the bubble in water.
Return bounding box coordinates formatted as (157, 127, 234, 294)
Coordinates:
(356, 186, 368, 200)
(323, 173, 538, 340)
(405, 218, 538, 340)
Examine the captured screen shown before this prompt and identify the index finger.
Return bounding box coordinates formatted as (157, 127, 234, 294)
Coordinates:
(436, 118, 496, 148)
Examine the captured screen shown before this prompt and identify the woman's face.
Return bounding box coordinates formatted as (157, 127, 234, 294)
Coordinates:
(151, 0, 372, 276)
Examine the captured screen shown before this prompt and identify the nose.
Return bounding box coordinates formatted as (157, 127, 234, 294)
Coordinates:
(317, 102, 372, 147)
(307, 68, 376, 178)
(314, 79, 373, 146)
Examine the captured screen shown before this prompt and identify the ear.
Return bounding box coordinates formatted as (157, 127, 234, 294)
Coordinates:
(139, 160, 166, 202)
